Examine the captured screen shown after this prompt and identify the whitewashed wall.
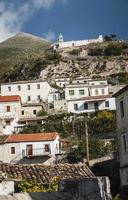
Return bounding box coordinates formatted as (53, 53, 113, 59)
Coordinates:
(0, 136, 60, 163)
(67, 97, 116, 113)
(55, 78, 70, 88)
(65, 85, 89, 101)
(0, 101, 21, 134)
(58, 35, 103, 49)
(1, 81, 52, 104)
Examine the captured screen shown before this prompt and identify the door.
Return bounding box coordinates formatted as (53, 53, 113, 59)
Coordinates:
(94, 102, 99, 111)
(26, 145, 33, 156)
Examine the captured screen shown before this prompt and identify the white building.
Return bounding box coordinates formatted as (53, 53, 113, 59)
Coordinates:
(0, 132, 60, 163)
(65, 80, 108, 101)
(0, 95, 21, 134)
(1, 80, 52, 104)
(52, 34, 103, 50)
(65, 80, 116, 113)
(113, 85, 128, 190)
(67, 95, 116, 113)
(55, 77, 70, 88)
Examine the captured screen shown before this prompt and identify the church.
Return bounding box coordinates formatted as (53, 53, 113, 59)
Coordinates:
(52, 33, 103, 50)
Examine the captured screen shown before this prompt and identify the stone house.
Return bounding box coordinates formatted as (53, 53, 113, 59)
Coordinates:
(113, 85, 128, 195)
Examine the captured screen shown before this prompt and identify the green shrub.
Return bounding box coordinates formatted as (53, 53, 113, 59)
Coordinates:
(104, 44, 122, 56)
(88, 48, 103, 56)
(37, 109, 47, 116)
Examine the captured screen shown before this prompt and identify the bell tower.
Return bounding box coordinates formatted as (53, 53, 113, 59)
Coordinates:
(59, 33, 64, 43)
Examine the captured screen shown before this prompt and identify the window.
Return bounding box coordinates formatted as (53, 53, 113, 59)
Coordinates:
(44, 144, 50, 152)
(79, 90, 84, 95)
(8, 86, 11, 91)
(95, 89, 99, 95)
(18, 85, 21, 91)
(101, 89, 105, 95)
(100, 82, 105, 85)
(21, 110, 24, 115)
(105, 101, 109, 108)
(69, 90, 74, 95)
(11, 147, 15, 154)
(120, 101, 124, 118)
(27, 96, 31, 101)
(37, 84, 40, 89)
(27, 85, 31, 90)
(6, 120, 11, 126)
(122, 134, 127, 152)
(37, 95, 41, 101)
(84, 103, 88, 110)
(33, 110, 36, 115)
(6, 106, 10, 112)
(74, 104, 78, 111)
(94, 102, 99, 110)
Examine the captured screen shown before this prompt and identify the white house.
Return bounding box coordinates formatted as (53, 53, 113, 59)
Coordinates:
(113, 85, 128, 191)
(65, 80, 116, 113)
(0, 132, 60, 163)
(0, 95, 21, 134)
(65, 80, 109, 101)
(67, 95, 116, 113)
(52, 34, 103, 50)
(1, 79, 52, 104)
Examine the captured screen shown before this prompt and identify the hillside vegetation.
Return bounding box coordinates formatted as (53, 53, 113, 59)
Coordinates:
(0, 32, 51, 82)
(0, 33, 128, 83)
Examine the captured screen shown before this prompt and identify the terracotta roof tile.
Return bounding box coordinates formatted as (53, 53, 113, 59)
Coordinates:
(0, 163, 95, 184)
(6, 132, 59, 143)
(0, 95, 21, 102)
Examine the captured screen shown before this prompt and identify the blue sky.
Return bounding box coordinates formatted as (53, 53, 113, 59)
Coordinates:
(0, 0, 128, 42)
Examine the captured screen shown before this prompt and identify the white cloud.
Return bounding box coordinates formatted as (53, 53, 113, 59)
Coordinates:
(32, 0, 56, 9)
(0, 0, 63, 42)
(44, 30, 56, 41)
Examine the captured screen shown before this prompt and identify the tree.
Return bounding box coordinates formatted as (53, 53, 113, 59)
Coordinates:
(67, 137, 112, 163)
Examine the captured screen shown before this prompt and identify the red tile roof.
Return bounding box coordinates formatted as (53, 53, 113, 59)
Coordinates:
(6, 132, 59, 143)
(0, 95, 21, 102)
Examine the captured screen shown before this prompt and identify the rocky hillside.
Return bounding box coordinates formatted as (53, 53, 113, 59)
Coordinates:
(1, 33, 128, 84)
(40, 41, 128, 84)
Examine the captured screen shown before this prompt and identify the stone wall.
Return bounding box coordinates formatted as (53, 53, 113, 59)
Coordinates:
(0, 177, 112, 200)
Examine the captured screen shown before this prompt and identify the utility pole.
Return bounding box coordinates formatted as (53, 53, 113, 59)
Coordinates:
(85, 120, 89, 166)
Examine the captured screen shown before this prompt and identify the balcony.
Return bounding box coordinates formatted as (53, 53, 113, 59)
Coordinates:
(22, 148, 51, 157)
(10, 148, 52, 164)
(0, 112, 15, 119)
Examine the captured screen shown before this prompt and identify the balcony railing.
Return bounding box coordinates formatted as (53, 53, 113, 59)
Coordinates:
(10, 148, 52, 163)
(22, 148, 51, 157)
(0, 112, 15, 119)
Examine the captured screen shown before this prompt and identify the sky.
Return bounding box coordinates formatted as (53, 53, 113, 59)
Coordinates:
(0, 0, 128, 42)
